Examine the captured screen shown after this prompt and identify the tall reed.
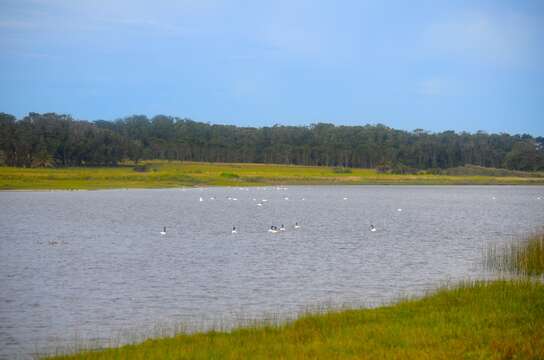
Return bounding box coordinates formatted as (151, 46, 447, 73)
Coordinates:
(486, 232, 544, 276)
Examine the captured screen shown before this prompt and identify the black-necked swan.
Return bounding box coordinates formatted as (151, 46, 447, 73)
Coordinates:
(294, 222, 301, 229)
(280, 224, 286, 231)
(369, 225, 376, 232)
(268, 226, 278, 233)
(232, 226, 237, 234)
(160, 227, 167, 235)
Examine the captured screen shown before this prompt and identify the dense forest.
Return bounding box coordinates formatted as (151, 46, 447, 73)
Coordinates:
(1, 112, 543, 171)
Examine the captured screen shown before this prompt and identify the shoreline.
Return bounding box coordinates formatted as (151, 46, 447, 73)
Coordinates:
(2, 161, 544, 191)
(45, 280, 544, 359)
(2, 182, 544, 192)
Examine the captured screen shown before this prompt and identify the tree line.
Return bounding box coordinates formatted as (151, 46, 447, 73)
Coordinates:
(1, 112, 543, 171)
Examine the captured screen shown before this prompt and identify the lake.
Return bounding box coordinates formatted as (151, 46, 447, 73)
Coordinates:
(1, 186, 543, 358)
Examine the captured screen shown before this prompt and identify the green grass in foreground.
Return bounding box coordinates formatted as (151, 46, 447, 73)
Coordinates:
(2, 161, 544, 190)
(48, 280, 544, 360)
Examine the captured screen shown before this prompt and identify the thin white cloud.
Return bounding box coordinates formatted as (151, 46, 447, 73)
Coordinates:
(417, 76, 461, 97)
(0, 20, 35, 29)
(0, 0, 222, 34)
(418, 78, 445, 96)
(423, 10, 541, 67)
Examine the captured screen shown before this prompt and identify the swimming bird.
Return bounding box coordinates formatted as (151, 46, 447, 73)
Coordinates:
(160, 227, 167, 235)
(294, 222, 300, 229)
(257, 202, 263, 207)
(232, 226, 237, 234)
(268, 226, 278, 233)
(280, 224, 286, 231)
(199, 197, 204, 202)
(369, 225, 376, 232)
(343, 197, 348, 200)
(397, 208, 403, 212)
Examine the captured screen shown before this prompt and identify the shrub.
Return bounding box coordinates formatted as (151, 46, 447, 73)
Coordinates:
(332, 167, 352, 174)
(220, 172, 240, 179)
(133, 164, 155, 172)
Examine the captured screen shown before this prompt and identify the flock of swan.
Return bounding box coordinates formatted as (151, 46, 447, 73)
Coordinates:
(160, 222, 302, 236)
(159, 190, 389, 236)
(159, 192, 543, 236)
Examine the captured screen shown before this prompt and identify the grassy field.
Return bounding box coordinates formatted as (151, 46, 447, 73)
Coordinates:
(2, 161, 544, 190)
(48, 280, 544, 360)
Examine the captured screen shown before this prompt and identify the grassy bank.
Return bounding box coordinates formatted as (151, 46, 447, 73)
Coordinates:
(46, 231, 544, 359)
(48, 280, 544, 359)
(44, 229, 544, 360)
(2, 161, 544, 190)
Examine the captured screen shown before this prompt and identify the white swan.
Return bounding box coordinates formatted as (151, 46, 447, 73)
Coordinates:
(160, 227, 167, 235)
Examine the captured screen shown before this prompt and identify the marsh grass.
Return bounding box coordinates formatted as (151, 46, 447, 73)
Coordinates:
(486, 232, 544, 276)
(2, 160, 544, 190)
(443, 164, 544, 178)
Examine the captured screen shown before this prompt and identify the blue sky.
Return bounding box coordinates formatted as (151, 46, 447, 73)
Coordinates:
(1, 0, 543, 135)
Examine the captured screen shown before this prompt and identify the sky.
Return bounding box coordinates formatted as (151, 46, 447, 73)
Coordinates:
(0, 0, 543, 136)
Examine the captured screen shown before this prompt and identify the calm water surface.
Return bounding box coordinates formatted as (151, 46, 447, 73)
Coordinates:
(1, 186, 543, 358)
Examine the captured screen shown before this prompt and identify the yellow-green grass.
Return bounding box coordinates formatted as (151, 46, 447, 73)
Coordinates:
(2, 161, 544, 190)
(486, 232, 544, 276)
(47, 280, 544, 360)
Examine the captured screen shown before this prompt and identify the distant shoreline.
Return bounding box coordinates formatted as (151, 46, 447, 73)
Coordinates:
(1, 161, 544, 191)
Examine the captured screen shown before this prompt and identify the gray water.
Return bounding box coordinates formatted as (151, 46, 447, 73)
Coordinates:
(1, 185, 543, 358)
